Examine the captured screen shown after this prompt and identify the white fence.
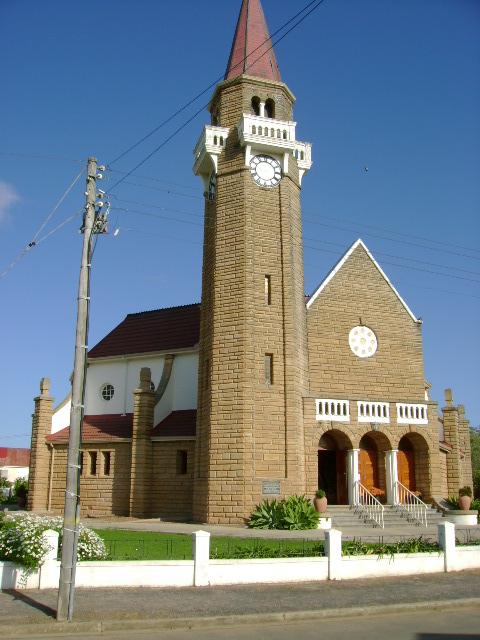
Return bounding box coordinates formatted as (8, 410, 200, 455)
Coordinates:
(1, 523, 479, 590)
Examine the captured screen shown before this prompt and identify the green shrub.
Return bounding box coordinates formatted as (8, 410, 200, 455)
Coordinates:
(13, 478, 28, 499)
(342, 537, 440, 558)
(315, 489, 326, 499)
(248, 499, 283, 529)
(459, 486, 472, 498)
(281, 495, 320, 530)
(248, 495, 319, 530)
(446, 496, 459, 509)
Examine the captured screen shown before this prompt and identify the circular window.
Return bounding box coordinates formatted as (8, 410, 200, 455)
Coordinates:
(101, 383, 115, 401)
(348, 326, 378, 358)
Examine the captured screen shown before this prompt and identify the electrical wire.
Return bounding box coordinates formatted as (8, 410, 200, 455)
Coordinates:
(107, 1, 326, 192)
(107, 0, 324, 167)
(0, 170, 84, 280)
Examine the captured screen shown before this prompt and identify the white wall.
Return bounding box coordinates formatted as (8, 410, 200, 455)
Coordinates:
(51, 396, 71, 433)
(0, 466, 29, 482)
(82, 353, 198, 418)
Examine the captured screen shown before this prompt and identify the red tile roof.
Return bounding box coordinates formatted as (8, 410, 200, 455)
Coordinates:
(88, 304, 200, 359)
(47, 411, 197, 443)
(225, 0, 281, 82)
(47, 414, 133, 442)
(151, 410, 197, 438)
(0, 448, 30, 467)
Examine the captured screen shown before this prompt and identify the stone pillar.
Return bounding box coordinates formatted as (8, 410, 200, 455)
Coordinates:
(442, 389, 462, 496)
(385, 450, 399, 505)
(129, 368, 155, 518)
(27, 378, 54, 511)
(347, 449, 360, 505)
(458, 405, 473, 489)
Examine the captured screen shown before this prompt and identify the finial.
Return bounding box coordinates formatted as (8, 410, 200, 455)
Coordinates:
(40, 377, 51, 395)
(139, 367, 152, 391)
(444, 388, 453, 406)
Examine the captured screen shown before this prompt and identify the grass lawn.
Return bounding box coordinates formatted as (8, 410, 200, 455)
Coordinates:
(93, 529, 325, 561)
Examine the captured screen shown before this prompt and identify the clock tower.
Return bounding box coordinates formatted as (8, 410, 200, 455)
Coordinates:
(193, 0, 312, 523)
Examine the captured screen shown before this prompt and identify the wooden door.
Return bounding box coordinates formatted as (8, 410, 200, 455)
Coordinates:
(336, 451, 347, 504)
(397, 450, 416, 491)
(359, 448, 378, 491)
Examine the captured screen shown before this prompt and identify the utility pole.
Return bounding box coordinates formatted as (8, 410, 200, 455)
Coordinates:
(57, 157, 98, 622)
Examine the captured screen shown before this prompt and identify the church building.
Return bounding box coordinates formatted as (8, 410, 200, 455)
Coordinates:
(28, 0, 473, 525)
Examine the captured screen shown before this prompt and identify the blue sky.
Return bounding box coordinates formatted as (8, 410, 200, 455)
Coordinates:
(0, 0, 479, 448)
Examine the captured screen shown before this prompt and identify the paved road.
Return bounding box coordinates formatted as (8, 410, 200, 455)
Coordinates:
(2, 571, 480, 638)
(10, 606, 480, 639)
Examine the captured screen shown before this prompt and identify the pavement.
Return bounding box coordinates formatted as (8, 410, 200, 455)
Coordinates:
(1, 570, 480, 637)
(82, 514, 480, 543)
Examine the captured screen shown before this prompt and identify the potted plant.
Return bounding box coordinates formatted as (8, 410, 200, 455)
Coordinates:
(459, 486, 472, 511)
(314, 489, 328, 513)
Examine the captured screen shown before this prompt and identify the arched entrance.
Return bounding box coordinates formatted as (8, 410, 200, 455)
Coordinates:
(397, 433, 430, 500)
(317, 430, 351, 504)
(359, 432, 391, 499)
(398, 436, 416, 491)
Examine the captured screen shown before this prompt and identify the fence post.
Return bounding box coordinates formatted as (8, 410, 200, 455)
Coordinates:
(39, 529, 60, 589)
(325, 528, 342, 580)
(193, 530, 210, 587)
(438, 521, 456, 572)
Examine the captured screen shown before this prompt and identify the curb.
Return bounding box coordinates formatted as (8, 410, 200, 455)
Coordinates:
(4, 597, 480, 637)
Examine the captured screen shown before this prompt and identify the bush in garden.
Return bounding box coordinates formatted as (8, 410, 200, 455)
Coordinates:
(0, 513, 106, 571)
(248, 495, 319, 530)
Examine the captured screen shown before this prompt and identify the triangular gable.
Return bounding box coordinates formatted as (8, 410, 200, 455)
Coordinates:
(306, 239, 420, 323)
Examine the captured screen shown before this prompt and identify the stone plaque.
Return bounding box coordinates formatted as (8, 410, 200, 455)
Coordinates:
(262, 480, 281, 496)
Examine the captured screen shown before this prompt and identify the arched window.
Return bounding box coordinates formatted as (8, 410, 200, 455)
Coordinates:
(283, 130, 287, 140)
(252, 125, 256, 134)
(277, 129, 281, 139)
(214, 135, 218, 145)
(251, 96, 261, 116)
(270, 128, 275, 137)
(265, 98, 275, 119)
(220, 136, 224, 146)
(258, 126, 263, 135)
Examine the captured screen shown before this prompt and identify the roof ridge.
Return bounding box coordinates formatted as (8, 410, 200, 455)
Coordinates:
(126, 302, 200, 318)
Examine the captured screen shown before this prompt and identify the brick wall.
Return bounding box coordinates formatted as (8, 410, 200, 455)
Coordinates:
(151, 441, 195, 519)
(49, 443, 131, 516)
(195, 76, 308, 523)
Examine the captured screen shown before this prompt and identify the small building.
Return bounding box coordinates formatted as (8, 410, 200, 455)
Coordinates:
(0, 448, 30, 483)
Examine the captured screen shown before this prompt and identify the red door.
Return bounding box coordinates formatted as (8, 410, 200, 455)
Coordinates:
(398, 450, 416, 491)
(359, 448, 378, 491)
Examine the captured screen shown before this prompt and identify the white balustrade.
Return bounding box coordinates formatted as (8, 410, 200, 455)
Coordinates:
(315, 399, 350, 422)
(193, 125, 230, 176)
(353, 481, 385, 528)
(357, 401, 390, 423)
(393, 481, 428, 526)
(396, 403, 428, 425)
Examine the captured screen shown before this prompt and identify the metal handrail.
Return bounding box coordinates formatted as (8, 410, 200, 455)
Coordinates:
(394, 481, 428, 527)
(353, 481, 385, 529)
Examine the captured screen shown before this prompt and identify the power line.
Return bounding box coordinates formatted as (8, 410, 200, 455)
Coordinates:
(304, 243, 480, 284)
(303, 216, 480, 262)
(0, 170, 84, 280)
(107, 0, 324, 167)
(107, 194, 480, 275)
(315, 212, 480, 256)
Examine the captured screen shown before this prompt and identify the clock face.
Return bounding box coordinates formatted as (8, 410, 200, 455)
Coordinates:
(349, 326, 378, 358)
(208, 172, 216, 201)
(250, 155, 282, 188)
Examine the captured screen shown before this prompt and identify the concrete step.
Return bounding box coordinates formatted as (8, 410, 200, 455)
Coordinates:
(325, 505, 444, 529)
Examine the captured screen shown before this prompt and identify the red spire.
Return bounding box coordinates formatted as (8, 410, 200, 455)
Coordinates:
(225, 0, 281, 82)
